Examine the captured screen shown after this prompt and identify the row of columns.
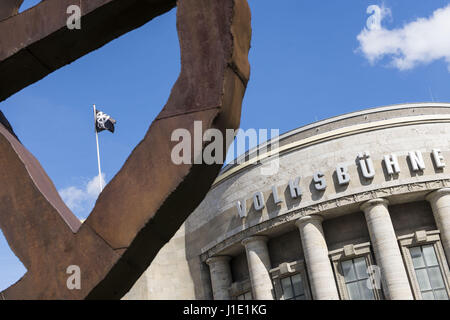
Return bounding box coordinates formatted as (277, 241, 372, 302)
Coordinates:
(206, 188, 450, 300)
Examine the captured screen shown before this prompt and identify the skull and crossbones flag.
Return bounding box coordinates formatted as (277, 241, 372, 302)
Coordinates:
(95, 110, 116, 133)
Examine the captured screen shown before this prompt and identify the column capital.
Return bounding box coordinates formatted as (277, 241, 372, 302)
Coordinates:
(241, 235, 268, 247)
(206, 255, 231, 265)
(425, 188, 450, 203)
(360, 198, 389, 212)
(295, 215, 323, 228)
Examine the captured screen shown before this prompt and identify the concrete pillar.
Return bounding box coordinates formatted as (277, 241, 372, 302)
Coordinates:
(295, 215, 339, 300)
(361, 198, 413, 300)
(426, 188, 450, 264)
(241, 236, 274, 300)
(206, 256, 232, 300)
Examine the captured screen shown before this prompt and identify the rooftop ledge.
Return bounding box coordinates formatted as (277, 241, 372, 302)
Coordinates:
(216, 102, 450, 185)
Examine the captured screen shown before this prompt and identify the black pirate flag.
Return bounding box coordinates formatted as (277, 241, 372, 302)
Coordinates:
(95, 109, 116, 133)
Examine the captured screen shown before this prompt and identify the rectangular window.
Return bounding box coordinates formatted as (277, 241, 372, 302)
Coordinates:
(330, 242, 383, 300)
(409, 245, 449, 300)
(340, 257, 375, 300)
(280, 273, 306, 300)
(270, 260, 312, 300)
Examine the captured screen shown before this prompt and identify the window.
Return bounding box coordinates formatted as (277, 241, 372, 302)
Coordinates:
(236, 291, 252, 300)
(398, 230, 450, 300)
(330, 242, 383, 300)
(280, 273, 306, 300)
(409, 245, 448, 300)
(270, 260, 312, 300)
(230, 279, 253, 300)
(340, 257, 374, 300)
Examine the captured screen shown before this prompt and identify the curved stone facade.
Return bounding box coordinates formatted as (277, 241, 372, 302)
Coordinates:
(124, 103, 450, 300)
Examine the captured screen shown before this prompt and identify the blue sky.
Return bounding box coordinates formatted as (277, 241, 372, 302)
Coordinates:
(2, 0, 450, 291)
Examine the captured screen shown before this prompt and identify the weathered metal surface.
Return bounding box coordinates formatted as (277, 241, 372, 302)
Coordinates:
(0, 0, 251, 299)
(0, 0, 23, 21)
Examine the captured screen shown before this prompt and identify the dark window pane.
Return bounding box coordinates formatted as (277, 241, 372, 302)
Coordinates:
(354, 257, 368, 280)
(292, 274, 304, 296)
(415, 268, 432, 291)
(422, 245, 439, 267)
(342, 260, 356, 282)
(358, 280, 375, 300)
(347, 281, 361, 300)
(281, 277, 293, 300)
(428, 266, 445, 289)
(410, 247, 425, 268)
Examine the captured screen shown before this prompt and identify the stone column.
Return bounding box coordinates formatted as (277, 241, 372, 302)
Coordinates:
(361, 198, 413, 300)
(426, 188, 450, 263)
(206, 256, 232, 300)
(241, 236, 274, 299)
(295, 215, 339, 300)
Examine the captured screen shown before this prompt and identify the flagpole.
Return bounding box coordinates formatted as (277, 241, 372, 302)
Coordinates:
(93, 104, 103, 192)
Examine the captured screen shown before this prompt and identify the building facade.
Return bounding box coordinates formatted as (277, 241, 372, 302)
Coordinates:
(124, 103, 450, 300)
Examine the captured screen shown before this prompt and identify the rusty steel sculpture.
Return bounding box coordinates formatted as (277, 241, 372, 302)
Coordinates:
(0, 0, 251, 299)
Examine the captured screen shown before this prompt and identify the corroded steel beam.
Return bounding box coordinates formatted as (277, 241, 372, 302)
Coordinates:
(0, 0, 24, 21)
(0, 0, 251, 299)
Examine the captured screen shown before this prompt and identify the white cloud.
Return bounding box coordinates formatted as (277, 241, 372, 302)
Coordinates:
(357, 4, 450, 71)
(59, 173, 105, 220)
